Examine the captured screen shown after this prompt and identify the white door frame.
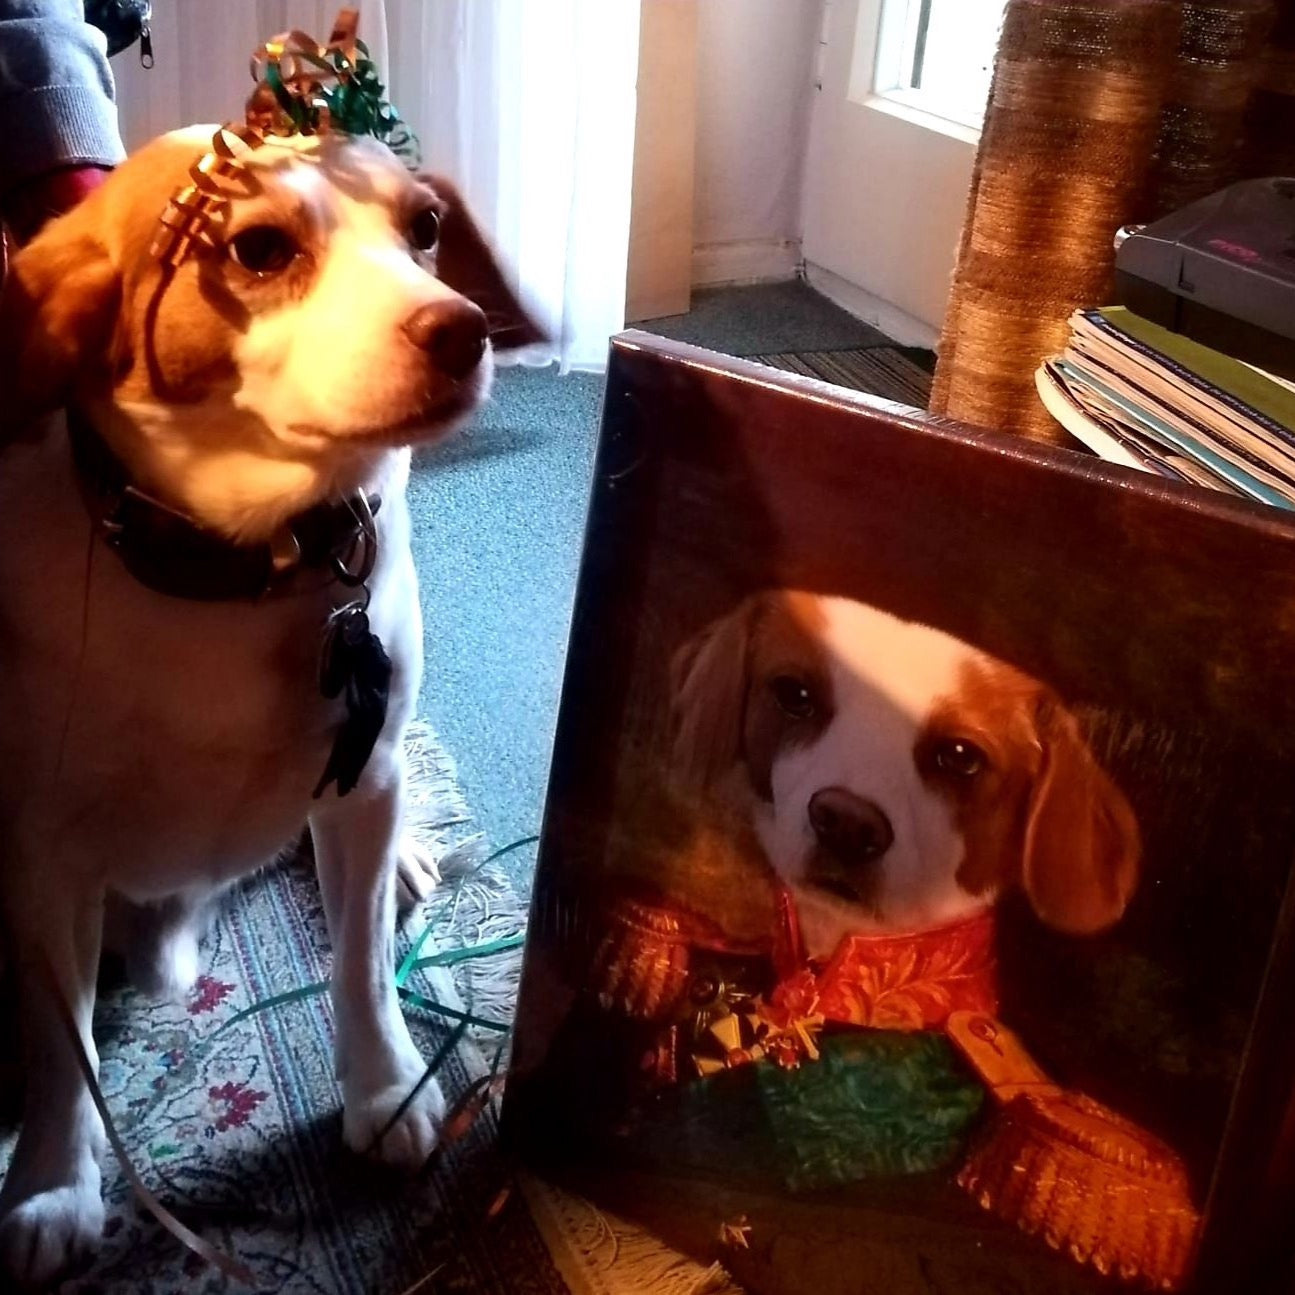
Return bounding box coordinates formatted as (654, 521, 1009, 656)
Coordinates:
(802, 0, 982, 348)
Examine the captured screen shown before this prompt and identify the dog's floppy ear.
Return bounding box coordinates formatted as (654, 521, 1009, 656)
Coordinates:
(1021, 698, 1141, 935)
(421, 172, 545, 353)
(670, 597, 762, 790)
(0, 205, 120, 437)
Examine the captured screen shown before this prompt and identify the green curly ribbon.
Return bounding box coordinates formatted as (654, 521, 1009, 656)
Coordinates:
(394, 836, 538, 987)
(153, 8, 419, 265)
(260, 35, 419, 164)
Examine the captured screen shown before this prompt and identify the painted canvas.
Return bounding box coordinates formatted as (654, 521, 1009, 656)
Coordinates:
(504, 334, 1295, 1295)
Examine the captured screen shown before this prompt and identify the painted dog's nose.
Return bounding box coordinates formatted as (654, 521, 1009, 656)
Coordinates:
(808, 787, 894, 865)
(402, 299, 488, 380)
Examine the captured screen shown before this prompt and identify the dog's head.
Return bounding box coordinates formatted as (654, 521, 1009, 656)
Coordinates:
(671, 591, 1141, 956)
(0, 127, 539, 538)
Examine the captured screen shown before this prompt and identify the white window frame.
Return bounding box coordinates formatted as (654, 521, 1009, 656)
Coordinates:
(847, 0, 990, 145)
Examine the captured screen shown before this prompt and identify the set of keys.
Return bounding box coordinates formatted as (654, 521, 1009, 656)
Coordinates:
(313, 495, 391, 799)
(314, 600, 392, 798)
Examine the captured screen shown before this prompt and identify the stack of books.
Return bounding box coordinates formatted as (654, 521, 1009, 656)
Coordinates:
(1036, 307, 1295, 511)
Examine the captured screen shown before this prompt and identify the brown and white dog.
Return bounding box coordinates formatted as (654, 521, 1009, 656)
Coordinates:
(0, 127, 535, 1283)
(671, 591, 1142, 959)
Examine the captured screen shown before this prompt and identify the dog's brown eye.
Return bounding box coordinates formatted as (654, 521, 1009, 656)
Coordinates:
(934, 738, 986, 778)
(409, 207, 441, 252)
(770, 674, 816, 720)
(229, 225, 298, 275)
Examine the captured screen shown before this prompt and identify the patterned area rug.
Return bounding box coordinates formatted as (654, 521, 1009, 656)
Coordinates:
(0, 727, 546, 1293)
(752, 345, 935, 406)
(0, 726, 730, 1294)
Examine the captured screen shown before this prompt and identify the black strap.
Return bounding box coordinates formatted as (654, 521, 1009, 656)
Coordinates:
(67, 409, 379, 602)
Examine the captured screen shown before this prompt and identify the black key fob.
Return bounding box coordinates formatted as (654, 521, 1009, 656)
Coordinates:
(315, 602, 393, 798)
(320, 603, 371, 699)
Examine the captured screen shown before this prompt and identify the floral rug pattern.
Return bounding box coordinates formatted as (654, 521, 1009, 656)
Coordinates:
(0, 723, 733, 1294)
(0, 728, 564, 1295)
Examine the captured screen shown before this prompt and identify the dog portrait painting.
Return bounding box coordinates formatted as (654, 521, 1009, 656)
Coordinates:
(505, 335, 1295, 1295)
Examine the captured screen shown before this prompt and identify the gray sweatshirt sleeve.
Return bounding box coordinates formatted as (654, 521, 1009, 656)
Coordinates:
(0, 0, 126, 191)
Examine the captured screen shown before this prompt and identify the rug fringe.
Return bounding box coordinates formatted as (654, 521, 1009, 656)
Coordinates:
(518, 1173, 745, 1295)
(404, 857, 528, 1057)
(403, 719, 489, 875)
(399, 719, 532, 1065)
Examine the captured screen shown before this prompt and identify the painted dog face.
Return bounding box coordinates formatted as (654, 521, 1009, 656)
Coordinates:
(671, 592, 1141, 956)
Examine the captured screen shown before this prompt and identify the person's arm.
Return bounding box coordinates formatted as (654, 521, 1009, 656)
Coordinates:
(0, 0, 125, 241)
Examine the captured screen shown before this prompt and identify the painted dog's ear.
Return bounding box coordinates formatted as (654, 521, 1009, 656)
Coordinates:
(420, 172, 545, 352)
(670, 597, 763, 791)
(0, 197, 121, 438)
(1022, 700, 1141, 935)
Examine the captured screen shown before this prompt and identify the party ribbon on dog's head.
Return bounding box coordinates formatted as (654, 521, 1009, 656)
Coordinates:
(152, 7, 418, 267)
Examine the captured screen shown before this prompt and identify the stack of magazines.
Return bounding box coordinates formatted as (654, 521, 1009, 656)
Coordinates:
(1036, 306, 1295, 511)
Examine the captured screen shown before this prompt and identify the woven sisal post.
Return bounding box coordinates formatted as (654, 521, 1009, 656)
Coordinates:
(929, 0, 1178, 444)
(1144, 0, 1277, 219)
(1241, 0, 1295, 177)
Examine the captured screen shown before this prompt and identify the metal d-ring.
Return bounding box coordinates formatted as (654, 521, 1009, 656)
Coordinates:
(330, 493, 378, 587)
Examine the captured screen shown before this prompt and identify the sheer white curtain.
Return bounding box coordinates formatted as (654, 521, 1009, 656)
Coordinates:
(113, 0, 640, 372)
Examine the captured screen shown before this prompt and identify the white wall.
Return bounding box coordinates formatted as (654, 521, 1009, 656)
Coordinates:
(801, 0, 975, 345)
(691, 0, 824, 286)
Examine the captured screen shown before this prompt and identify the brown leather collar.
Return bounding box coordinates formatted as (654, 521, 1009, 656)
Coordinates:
(67, 408, 380, 601)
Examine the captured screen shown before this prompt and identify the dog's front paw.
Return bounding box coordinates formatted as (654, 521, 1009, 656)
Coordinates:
(0, 1174, 104, 1288)
(395, 833, 442, 911)
(342, 1071, 446, 1170)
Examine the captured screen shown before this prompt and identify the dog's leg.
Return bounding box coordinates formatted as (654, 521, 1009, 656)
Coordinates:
(0, 881, 106, 1285)
(106, 889, 216, 1001)
(395, 832, 441, 911)
(310, 746, 444, 1169)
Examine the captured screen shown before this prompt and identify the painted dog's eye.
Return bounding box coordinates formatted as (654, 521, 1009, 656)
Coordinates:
(770, 674, 817, 720)
(409, 207, 441, 252)
(934, 738, 986, 778)
(229, 225, 298, 275)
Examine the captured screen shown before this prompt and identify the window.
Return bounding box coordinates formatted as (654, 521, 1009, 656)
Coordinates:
(870, 0, 1007, 131)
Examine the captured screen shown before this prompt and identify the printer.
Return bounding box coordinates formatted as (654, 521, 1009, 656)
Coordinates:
(1114, 177, 1295, 381)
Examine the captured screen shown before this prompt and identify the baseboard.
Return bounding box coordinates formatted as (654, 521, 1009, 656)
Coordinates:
(691, 238, 802, 288)
(803, 262, 940, 351)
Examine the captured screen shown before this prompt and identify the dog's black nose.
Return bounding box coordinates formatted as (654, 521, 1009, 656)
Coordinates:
(808, 787, 894, 865)
(402, 300, 488, 380)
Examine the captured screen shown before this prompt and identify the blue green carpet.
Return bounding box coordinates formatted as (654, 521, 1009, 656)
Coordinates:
(409, 281, 915, 889)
